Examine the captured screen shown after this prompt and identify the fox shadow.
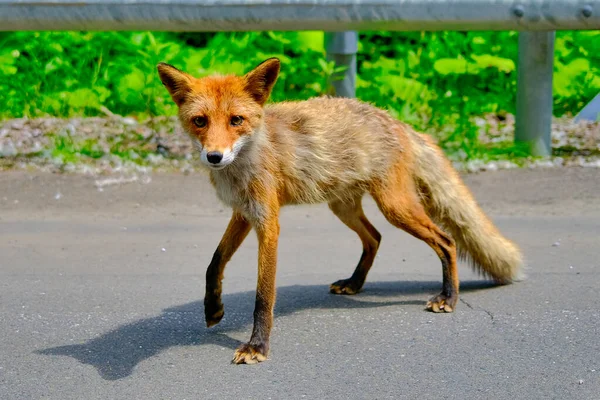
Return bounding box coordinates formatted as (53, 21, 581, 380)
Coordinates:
(36, 280, 497, 381)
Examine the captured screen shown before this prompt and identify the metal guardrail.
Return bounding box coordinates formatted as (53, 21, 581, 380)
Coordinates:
(1, 0, 599, 31)
(2, 0, 600, 156)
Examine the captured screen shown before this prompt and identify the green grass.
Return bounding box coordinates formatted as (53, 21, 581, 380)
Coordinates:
(0, 30, 599, 163)
(44, 126, 169, 166)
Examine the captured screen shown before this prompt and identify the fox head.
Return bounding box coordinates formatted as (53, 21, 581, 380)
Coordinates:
(157, 58, 280, 170)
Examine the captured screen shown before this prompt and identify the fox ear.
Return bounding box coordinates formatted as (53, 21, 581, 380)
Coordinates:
(157, 63, 193, 106)
(244, 58, 280, 105)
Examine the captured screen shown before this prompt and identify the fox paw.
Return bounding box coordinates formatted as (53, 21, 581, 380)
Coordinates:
(426, 293, 457, 313)
(232, 343, 268, 365)
(204, 299, 224, 328)
(205, 309, 224, 327)
(330, 278, 363, 295)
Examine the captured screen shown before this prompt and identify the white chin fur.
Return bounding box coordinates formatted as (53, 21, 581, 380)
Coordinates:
(197, 136, 250, 170)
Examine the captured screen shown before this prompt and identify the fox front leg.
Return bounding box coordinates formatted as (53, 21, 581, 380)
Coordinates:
(204, 212, 251, 327)
(232, 212, 280, 364)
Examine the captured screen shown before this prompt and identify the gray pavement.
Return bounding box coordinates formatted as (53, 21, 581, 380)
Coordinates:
(0, 168, 599, 399)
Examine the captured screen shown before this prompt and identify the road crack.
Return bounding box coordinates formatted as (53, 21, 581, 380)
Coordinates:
(459, 297, 474, 310)
(481, 308, 495, 322)
(460, 297, 494, 322)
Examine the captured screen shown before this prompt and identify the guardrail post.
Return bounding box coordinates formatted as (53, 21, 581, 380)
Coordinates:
(515, 31, 555, 157)
(325, 31, 358, 98)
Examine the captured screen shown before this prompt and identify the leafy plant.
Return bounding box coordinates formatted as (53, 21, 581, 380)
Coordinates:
(0, 29, 598, 162)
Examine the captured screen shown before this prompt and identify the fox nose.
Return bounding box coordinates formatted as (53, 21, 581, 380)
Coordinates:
(206, 151, 223, 164)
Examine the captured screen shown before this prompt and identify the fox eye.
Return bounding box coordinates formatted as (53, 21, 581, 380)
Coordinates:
(193, 116, 207, 128)
(230, 115, 244, 126)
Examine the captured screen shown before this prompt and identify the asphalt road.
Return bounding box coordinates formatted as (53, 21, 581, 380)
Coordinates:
(1, 168, 599, 399)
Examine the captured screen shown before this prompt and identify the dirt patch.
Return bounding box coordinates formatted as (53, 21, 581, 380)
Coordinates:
(1, 115, 599, 174)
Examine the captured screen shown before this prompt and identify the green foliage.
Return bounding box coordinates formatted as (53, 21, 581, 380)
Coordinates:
(43, 125, 162, 166)
(553, 31, 600, 115)
(0, 31, 333, 119)
(357, 31, 521, 121)
(434, 54, 515, 75)
(0, 29, 598, 162)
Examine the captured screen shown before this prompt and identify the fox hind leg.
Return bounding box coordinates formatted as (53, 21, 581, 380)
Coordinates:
(329, 197, 382, 295)
(370, 172, 459, 313)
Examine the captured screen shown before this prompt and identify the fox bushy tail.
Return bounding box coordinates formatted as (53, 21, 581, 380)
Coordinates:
(411, 133, 524, 283)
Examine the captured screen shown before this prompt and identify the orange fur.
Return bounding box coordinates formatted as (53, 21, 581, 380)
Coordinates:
(158, 58, 524, 364)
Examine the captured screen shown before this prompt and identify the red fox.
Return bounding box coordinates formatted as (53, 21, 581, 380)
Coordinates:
(157, 58, 523, 364)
